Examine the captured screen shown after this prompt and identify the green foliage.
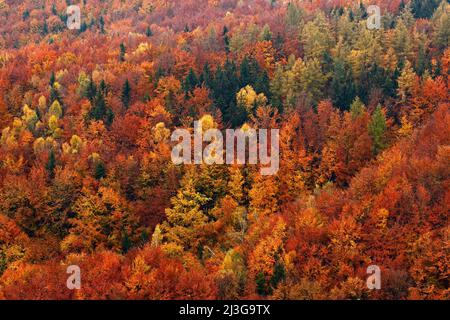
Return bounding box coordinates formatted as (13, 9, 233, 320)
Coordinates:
(46, 150, 56, 178)
(432, 1, 450, 50)
(349, 97, 365, 118)
(119, 42, 126, 62)
(121, 79, 131, 108)
(412, 0, 442, 18)
(368, 105, 387, 155)
(286, 2, 303, 31)
(88, 80, 114, 125)
(94, 162, 106, 180)
(182, 68, 198, 93)
(331, 57, 356, 110)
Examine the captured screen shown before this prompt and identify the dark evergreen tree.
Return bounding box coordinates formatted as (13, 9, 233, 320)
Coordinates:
(94, 161, 106, 180)
(155, 66, 165, 83)
(49, 72, 56, 87)
(22, 10, 30, 20)
(254, 70, 271, 100)
(99, 16, 105, 33)
(270, 258, 286, 290)
(255, 272, 268, 296)
(88, 80, 114, 125)
(213, 60, 241, 126)
(358, 2, 368, 19)
(42, 20, 48, 35)
(121, 231, 132, 253)
(85, 77, 97, 102)
(223, 26, 230, 53)
(80, 21, 87, 32)
(238, 57, 271, 98)
(49, 72, 62, 105)
(121, 79, 131, 109)
(183, 68, 199, 93)
(349, 9, 354, 21)
(411, 0, 441, 19)
(239, 57, 251, 87)
(98, 79, 107, 96)
(274, 32, 284, 54)
(201, 63, 213, 89)
(46, 150, 56, 179)
(330, 58, 356, 110)
(50, 86, 61, 104)
(119, 42, 126, 62)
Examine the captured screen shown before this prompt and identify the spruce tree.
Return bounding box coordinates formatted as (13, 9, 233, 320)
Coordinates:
(85, 77, 97, 102)
(223, 26, 230, 53)
(119, 42, 126, 62)
(94, 161, 106, 180)
(99, 16, 105, 33)
(183, 68, 198, 93)
(331, 58, 356, 110)
(146, 26, 153, 37)
(121, 79, 131, 109)
(411, 0, 441, 19)
(46, 150, 56, 179)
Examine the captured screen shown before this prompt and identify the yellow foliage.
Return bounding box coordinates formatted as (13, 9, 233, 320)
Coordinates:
(398, 115, 413, 137)
(236, 85, 267, 113)
(376, 208, 389, 230)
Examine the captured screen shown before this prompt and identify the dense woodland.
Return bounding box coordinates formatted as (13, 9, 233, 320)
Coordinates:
(0, 0, 449, 299)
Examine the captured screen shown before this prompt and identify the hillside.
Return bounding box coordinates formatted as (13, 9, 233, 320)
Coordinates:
(0, 0, 449, 299)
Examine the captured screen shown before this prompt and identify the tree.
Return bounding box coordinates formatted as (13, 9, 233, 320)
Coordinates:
(368, 105, 387, 155)
(99, 16, 105, 33)
(88, 80, 114, 125)
(259, 24, 272, 42)
(46, 150, 56, 179)
(236, 85, 267, 118)
(223, 26, 230, 53)
(285, 2, 303, 32)
(211, 61, 240, 126)
(331, 57, 356, 110)
(85, 77, 97, 101)
(217, 249, 247, 299)
(49, 100, 63, 119)
(62, 186, 141, 253)
(432, 1, 450, 50)
(182, 68, 198, 94)
(301, 12, 333, 61)
(283, 58, 328, 107)
(162, 170, 210, 250)
(270, 64, 284, 111)
(50, 82, 61, 105)
(300, 59, 328, 105)
(119, 42, 126, 62)
(397, 60, 417, 102)
(350, 97, 365, 119)
(94, 161, 106, 180)
(249, 174, 278, 219)
(248, 217, 286, 296)
(411, 0, 442, 18)
(121, 79, 131, 109)
(392, 19, 412, 64)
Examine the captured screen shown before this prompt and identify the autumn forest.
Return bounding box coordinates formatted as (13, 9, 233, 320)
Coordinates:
(0, 0, 449, 300)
